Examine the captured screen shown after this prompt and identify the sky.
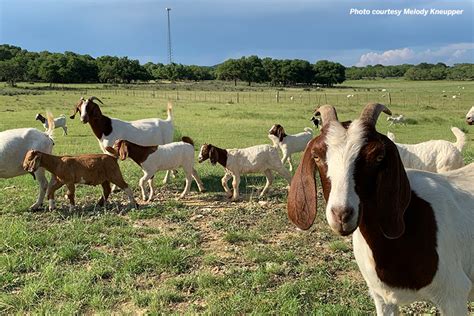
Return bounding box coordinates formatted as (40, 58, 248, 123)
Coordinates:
(0, 0, 472, 66)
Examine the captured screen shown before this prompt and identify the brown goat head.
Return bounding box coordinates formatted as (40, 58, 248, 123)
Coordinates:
(287, 103, 411, 239)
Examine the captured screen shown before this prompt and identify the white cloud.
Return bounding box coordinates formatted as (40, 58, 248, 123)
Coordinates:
(356, 43, 474, 66)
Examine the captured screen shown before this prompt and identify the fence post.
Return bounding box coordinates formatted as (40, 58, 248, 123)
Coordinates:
(237, 92, 239, 103)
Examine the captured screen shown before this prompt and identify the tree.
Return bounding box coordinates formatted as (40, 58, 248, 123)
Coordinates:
(313, 60, 345, 86)
(0, 57, 26, 86)
(216, 59, 241, 85)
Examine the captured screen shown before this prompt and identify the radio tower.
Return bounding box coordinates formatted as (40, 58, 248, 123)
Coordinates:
(165, 7, 173, 64)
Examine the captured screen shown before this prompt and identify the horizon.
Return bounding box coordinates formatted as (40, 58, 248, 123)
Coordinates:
(0, 0, 473, 67)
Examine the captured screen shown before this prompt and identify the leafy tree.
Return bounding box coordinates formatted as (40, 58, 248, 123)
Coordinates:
(0, 57, 26, 86)
(216, 59, 241, 85)
(313, 60, 345, 86)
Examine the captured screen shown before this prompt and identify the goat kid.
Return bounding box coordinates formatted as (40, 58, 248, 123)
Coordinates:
(36, 113, 68, 135)
(198, 143, 292, 201)
(23, 150, 136, 211)
(287, 103, 474, 315)
(70, 96, 175, 184)
(106, 137, 205, 201)
(466, 106, 474, 125)
(387, 127, 465, 173)
(268, 124, 313, 171)
(386, 114, 406, 126)
(0, 113, 54, 210)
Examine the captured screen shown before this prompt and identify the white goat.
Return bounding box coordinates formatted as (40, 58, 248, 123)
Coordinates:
(267, 124, 313, 171)
(107, 137, 205, 201)
(70, 96, 174, 184)
(35, 113, 68, 135)
(386, 114, 406, 126)
(387, 127, 465, 173)
(0, 114, 54, 210)
(466, 106, 474, 125)
(288, 104, 474, 315)
(198, 143, 292, 201)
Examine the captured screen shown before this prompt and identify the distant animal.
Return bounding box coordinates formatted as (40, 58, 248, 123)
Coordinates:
(106, 137, 205, 201)
(0, 113, 54, 210)
(387, 127, 465, 173)
(386, 114, 406, 126)
(466, 106, 474, 125)
(198, 143, 292, 201)
(22, 150, 136, 212)
(69, 96, 174, 184)
(287, 103, 474, 315)
(268, 124, 313, 171)
(36, 113, 68, 135)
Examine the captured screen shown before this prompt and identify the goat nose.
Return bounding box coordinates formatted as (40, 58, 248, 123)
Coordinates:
(331, 206, 355, 224)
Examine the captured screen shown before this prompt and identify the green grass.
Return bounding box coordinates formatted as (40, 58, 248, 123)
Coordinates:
(0, 79, 473, 314)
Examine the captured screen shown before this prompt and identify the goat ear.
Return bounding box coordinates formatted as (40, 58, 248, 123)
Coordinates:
(377, 136, 411, 239)
(278, 127, 285, 142)
(209, 147, 218, 165)
(287, 137, 318, 230)
(119, 142, 129, 160)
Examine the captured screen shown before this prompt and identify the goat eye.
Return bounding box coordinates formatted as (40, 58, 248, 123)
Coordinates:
(376, 155, 384, 162)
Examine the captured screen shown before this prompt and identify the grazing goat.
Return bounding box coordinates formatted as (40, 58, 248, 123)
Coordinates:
(287, 103, 474, 315)
(386, 114, 406, 126)
(106, 137, 205, 201)
(198, 143, 292, 201)
(268, 124, 313, 171)
(466, 106, 474, 125)
(70, 96, 174, 184)
(0, 114, 54, 210)
(36, 113, 68, 135)
(386, 127, 465, 173)
(23, 150, 136, 211)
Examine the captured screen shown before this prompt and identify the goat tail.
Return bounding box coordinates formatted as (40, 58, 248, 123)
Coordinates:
(303, 127, 313, 134)
(451, 127, 466, 152)
(181, 136, 194, 147)
(45, 111, 55, 141)
(166, 101, 173, 121)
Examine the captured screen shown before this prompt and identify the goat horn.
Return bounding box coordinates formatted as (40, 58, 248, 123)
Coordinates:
(314, 104, 338, 127)
(359, 103, 392, 127)
(89, 96, 103, 104)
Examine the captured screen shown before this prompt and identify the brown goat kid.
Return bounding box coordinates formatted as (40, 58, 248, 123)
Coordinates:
(23, 150, 137, 211)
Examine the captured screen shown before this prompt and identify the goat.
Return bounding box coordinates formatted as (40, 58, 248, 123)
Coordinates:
(386, 114, 406, 126)
(106, 137, 205, 201)
(69, 96, 174, 184)
(198, 143, 292, 201)
(0, 114, 54, 210)
(466, 106, 474, 125)
(23, 150, 136, 212)
(35, 113, 68, 135)
(287, 103, 474, 315)
(386, 127, 465, 173)
(268, 124, 313, 171)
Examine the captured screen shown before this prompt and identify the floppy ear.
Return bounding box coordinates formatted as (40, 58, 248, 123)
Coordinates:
(287, 137, 318, 230)
(118, 142, 129, 161)
(377, 136, 411, 239)
(278, 126, 285, 142)
(209, 147, 218, 165)
(70, 107, 78, 119)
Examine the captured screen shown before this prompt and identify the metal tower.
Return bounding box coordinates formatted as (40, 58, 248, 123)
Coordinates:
(165, 7, 173, 64)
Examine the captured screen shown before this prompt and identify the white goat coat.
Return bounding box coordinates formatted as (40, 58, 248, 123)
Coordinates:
(466, 106, 474, 124)
(141, 141, 195, 172)
(0, 128, 53, 178)
(388, 128, 465, 173)
(99, 117, 173, 152)
(353, 167, 474, 310)
(225, 145, 285, 174)
(42, 115, 66, 130)
(268, 128, 313, 158)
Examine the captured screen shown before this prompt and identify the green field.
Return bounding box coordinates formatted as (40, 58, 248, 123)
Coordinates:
(1, 79, 473, 314)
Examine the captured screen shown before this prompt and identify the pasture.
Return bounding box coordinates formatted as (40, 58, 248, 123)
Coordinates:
(0, 79, 473, 314)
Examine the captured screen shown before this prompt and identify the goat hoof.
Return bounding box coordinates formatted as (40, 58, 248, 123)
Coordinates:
(29, 204, 43, 211)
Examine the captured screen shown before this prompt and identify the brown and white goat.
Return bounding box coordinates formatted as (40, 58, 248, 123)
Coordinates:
(70, 96, 174, 184)
(23, 150, 137, 211)
(287, 103, 474, 315)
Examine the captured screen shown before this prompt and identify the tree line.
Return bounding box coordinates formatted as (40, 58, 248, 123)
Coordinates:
(346, 63, 473, 80)
(0, 44, 472, 87)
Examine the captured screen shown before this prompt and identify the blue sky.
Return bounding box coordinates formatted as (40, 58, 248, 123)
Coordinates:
(0, 0, 472, 66)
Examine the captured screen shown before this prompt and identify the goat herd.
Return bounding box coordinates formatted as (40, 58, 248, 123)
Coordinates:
(1, 97, 474, 314)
